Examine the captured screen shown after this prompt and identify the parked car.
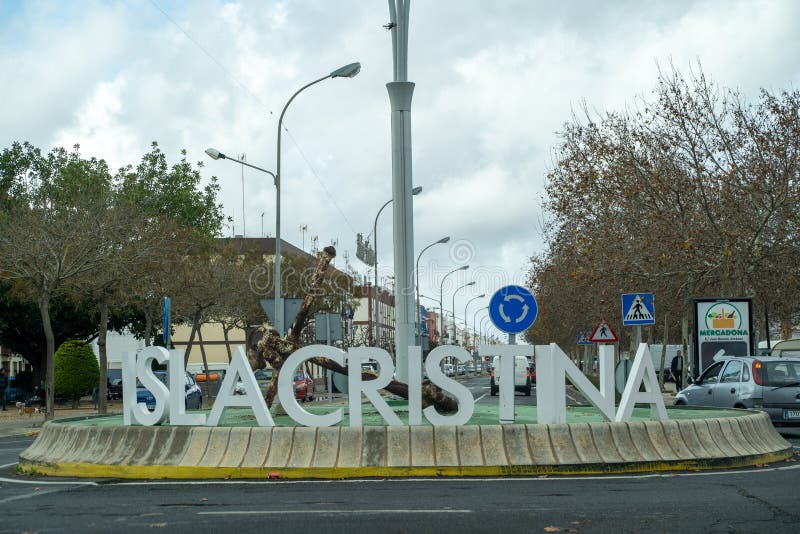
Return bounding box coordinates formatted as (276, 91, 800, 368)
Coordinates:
(253, 368, 274, 381)
(443, 363, 455, 377)
(457, 364, 466, 375)
(466, 362, 476, 373)
(674, 356, 800, 426)
(137, 371, 202, 410)
(107, 378, 123, 400)
(293, 370, 314, 402)
(490, 355, 532, 396)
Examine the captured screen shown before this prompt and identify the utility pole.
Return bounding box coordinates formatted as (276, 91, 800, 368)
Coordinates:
(239, 154, 246, 237)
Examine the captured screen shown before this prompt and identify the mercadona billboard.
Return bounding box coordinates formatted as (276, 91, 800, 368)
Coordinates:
(693, 298, 754, 374)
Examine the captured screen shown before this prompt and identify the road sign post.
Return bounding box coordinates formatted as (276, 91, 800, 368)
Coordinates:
(488, 285, 538, 342)
(622, 293, 654, 357)
(162, 296, 170, 347)
(589, 318, 618, 343)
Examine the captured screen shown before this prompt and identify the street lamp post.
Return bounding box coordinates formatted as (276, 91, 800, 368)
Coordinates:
(472, 305, 488, 352)
(480, 315, 491, 345)
(439, 265, 469, 348)
(372, 186, 422, 347)
(452, 281, 476, 346)
(464, 294, 485, 351)
(275, 62, 361, 336)
(205, 61, 360, 337)
(415, 236, 450, 345)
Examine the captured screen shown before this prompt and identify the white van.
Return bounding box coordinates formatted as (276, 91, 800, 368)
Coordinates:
(490, 355, 532, 396)
(443, 363, 455, 377)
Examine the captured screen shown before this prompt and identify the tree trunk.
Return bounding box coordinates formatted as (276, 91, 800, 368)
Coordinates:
(97, 300, 109, 414)
(38, 291, 55, 420)
(197, 326, 211, 400)
(144, 310, 153, 347)
(682, 315, 689, 387)
(659, 312, 668, 392)
(222, 324, 233, 363)
(183, 311, 201, 365)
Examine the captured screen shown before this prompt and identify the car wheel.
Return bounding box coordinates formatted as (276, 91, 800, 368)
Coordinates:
(674, 399, 686, 406)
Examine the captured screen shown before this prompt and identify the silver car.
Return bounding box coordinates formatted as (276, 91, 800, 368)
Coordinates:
(674, 356, 800, 426)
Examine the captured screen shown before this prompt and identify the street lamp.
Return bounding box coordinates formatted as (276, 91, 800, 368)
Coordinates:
(452, 281, 476, 345)
(480, 315, 489, 348)
(439, 265, 469, 348)
(274, 62, 360, 336)
(472, 304, 488, 352)
(373, 186, 422, 347)
(207, 62, 360, 336)
(464, 294, 485, 351)
(415, 236, 450, 345)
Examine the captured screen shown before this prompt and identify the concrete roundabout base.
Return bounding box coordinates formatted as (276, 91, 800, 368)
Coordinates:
(18, 409, 793, 479)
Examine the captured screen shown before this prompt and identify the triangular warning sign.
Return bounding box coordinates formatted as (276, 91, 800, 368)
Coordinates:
(624, 294, 653, 322)
(589, 318, 618, 343)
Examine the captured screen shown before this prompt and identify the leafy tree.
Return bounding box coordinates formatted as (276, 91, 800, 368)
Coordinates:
(54, 340, 99, 409)
(0, 143, 112, 418)
(528, 65, 800, 354)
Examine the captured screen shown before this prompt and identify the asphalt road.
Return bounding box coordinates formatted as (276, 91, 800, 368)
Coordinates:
(2, 374, 799, 533)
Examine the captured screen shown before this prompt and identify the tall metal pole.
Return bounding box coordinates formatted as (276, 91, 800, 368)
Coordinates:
(387, 0, 416, 382)
(239, 154, 246, 237)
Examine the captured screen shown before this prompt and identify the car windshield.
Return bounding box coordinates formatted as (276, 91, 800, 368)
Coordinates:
(763, 361, 800, 387)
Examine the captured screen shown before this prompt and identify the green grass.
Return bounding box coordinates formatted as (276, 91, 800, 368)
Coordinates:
(64, 399, 745, 428)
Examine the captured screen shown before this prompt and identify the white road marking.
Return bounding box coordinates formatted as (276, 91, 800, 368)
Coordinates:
(0, 476, 97, 486)
(0, 487, 73, 505)
(0, 462, 18, 469)
(110, 462, 800, 487)
(474, 394, 487, 403)
(198, 509, 473, 516)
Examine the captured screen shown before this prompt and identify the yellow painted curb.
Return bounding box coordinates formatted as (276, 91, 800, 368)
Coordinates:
(19, 448, 793, 480)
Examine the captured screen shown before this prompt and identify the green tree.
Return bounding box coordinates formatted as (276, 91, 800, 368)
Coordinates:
(0, 143, 112, 418)
(54, 340, 99, 409)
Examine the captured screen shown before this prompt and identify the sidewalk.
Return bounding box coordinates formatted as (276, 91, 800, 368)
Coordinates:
(0, 402, 122, 438)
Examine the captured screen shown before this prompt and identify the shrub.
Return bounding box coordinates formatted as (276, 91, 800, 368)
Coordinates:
(54, 340, 99, 407)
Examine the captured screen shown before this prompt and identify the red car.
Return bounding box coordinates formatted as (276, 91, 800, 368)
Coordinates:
(293, 371, 314, 402)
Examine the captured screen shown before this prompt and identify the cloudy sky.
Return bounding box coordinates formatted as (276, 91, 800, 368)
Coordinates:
(2, 0, 799, 336)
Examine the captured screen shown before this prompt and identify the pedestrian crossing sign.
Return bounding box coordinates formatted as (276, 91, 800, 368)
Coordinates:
(577, 331, 592, 345)
(621, 293, 655, 326)
(589, 318, 618, 343)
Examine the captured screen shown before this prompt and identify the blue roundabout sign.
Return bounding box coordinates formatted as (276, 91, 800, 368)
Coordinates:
(488, 285, 538, 334)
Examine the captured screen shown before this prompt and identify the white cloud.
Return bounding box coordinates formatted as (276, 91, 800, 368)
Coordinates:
(2, 0, 799, 320)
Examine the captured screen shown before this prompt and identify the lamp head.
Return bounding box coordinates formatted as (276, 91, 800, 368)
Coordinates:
(438, 236, 451, 244)
(205, 148, 225, 160)
(330, 62, 361, 78)
(477, 293, 486, 298)
(411, 186, 423, 195)
(459, 265, 469, 271)
(467, 281, 476, 287)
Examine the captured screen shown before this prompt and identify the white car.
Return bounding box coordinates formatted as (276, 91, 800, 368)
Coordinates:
(489, 355, 532, 396)
(443, 363, 455, 377)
